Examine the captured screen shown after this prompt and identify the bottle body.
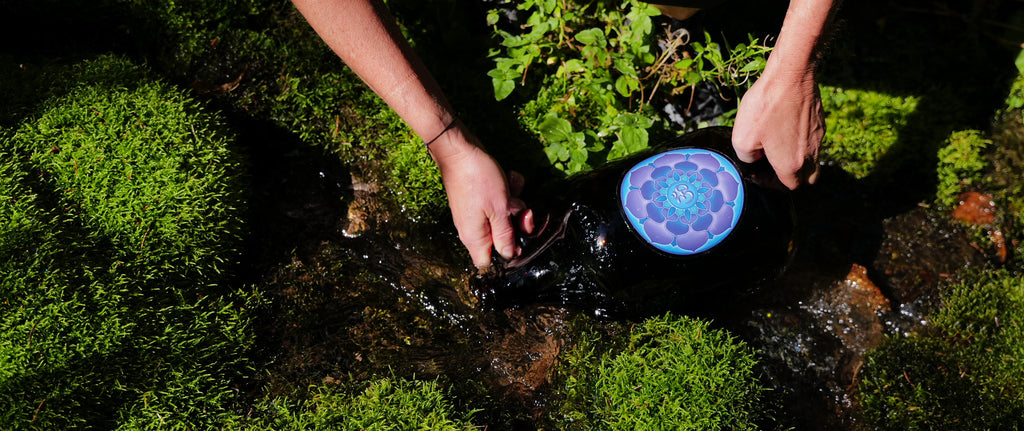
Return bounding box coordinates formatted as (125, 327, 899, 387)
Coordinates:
(479, 127, 795, 316)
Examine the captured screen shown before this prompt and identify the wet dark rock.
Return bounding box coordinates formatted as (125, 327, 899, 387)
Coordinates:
(872, 208, 986, 305)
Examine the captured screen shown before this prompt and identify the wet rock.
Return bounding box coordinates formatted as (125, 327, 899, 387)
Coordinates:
(343, 173, 379, 237)
(482, 307, 566, 419)
(829, 264, 891, 361)
(952, 191, 996, 225)
(951, 192, 1010, 263)
(872, 207, 985, 304)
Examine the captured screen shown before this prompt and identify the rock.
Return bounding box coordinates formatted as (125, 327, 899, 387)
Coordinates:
(952, 191, 996, 225)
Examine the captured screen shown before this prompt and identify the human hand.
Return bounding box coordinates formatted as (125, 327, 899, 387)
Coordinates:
(732, 69, 825, 190)
(430, 126, 534, 269)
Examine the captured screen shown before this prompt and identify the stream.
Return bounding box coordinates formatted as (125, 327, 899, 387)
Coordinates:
(238, 114, 990, 429)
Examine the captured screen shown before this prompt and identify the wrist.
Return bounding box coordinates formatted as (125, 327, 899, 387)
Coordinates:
(426, 121, 480, 170)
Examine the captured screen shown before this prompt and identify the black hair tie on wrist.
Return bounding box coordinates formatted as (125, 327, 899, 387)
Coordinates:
(424, 118, 459, 148)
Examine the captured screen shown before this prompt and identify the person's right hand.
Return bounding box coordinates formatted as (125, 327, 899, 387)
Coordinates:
(429, 124, 534, 269)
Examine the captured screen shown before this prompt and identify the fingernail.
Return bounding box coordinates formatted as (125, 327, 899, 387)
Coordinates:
(501, 245, 515, 259)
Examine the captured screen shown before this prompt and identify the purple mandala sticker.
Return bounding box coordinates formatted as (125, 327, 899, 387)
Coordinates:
(619, 148, 745, 255)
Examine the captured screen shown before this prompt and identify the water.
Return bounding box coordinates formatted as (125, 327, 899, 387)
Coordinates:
(239, 117, 990, 429)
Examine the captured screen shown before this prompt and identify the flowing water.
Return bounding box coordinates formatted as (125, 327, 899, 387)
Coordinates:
(233, 1, 1019, 429)
(239, 116, 991, 429)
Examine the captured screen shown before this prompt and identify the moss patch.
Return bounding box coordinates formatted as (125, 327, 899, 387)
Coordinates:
(857, 270, 1024, 430)
(820, 86, 920, 179)
(549, 314, 766, 430)
(0, 55, 255, 429)
(245, 377, 479, 430)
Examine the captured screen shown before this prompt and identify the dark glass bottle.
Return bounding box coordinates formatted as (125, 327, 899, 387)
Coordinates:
(477, 127, 796, 317)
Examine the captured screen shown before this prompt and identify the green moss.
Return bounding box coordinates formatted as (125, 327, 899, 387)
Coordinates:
(0, 55, 255, 429)
(550, 314, 766, 430)
(857, 270, 1024, 430)
(140, 0, 449, 218)
(245, 377, 479, 430)
(820, 85, 920, 179)
(10, 57, 245, 280)
(935, 130, 991, 207)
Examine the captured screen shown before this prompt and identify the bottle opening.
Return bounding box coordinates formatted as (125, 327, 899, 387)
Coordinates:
(620, 148, 745, 255)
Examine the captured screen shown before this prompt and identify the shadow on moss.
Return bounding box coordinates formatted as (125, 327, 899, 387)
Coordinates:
(0, 55, 254, 428)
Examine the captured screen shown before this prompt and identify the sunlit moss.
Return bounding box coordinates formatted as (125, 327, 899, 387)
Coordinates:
(857, 270, 1024, 430)
(820, 85, 920, 179)
(0, 55, 255, 429)
(550, 314, 766, 430)
(243, 377, 479, 430)
(934, 130, 991, 207)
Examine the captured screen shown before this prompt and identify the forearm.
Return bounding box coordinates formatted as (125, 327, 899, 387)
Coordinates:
(291, 0, 457, 151)
(766, 0, 840, 80)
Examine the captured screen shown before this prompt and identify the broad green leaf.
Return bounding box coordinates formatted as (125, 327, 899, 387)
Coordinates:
(674, 59, 695, 70)
(538, 114, 574, 142)
(607, 140, 629, 160)
(613, 59, 636, 77)
(1016, 49, 1024, 74)
(543, 141, 564, 163)
(575, 28, 607, 47)
(739, 57, 766, 74)
(614, 75, 634, 97)
(619, 125, 649, 154)
(563, 59, 584, 73)
(492, 78, 515, 101)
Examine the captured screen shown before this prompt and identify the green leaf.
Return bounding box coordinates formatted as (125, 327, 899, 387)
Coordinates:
(607, 140, 629, 160)
(543, 142, 564, 163)
(538, 114, 574, 142)
(563, 59, 584, 74)
(614, 75, 633, 97)
(674, 58, 694, 70)
(492, 78, 515, 101)
(575, 28, 607, 47)
(739, 57, 766, 74)
(613, 59, 636, 77)
(619, 125, 649, 154)
(1016, 49, 1024, 74)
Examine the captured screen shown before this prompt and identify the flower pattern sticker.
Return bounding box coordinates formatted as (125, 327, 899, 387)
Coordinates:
(620, 148, 744, 255)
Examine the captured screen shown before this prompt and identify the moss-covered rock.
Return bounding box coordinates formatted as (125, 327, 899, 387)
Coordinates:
(935, 130, 991, 208)
(857, 270, 1024, 430)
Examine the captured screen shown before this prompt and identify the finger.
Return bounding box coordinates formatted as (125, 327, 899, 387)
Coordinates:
(731, 129, 765, 164)
(462, 228, 494, 269)
(489, 212, 519, 261)
(518, 208, 535, 234)
(773, 157, 814, 190)
(802, 158, 821, 185)
(733, 143, 765, 164)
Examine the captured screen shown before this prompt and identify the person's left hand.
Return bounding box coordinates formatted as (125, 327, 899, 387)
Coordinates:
(732, 69, 825, 190)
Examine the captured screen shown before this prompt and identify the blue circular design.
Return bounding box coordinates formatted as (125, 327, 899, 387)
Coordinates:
(619, 148, 745, 255)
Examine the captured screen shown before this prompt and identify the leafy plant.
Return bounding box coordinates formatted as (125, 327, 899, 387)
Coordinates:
(1005, 49, 1024, 113)
(487, 0, 770, 174)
